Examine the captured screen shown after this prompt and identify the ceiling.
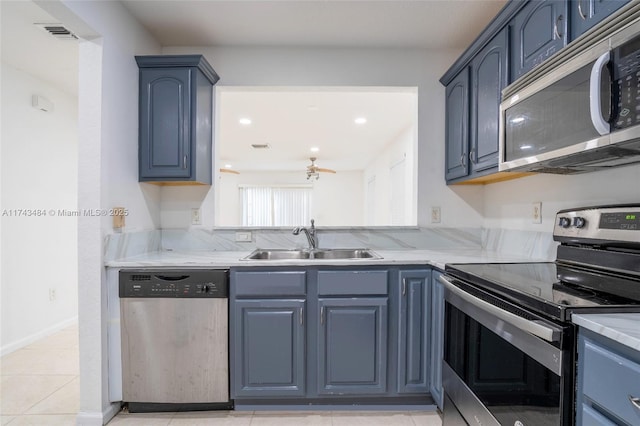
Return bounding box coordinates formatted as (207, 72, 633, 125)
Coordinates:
(120, 0, 507, 49)
(1, 0, 507, 173)
(218, 87, 417, 173)
(1, 1, 79, 96)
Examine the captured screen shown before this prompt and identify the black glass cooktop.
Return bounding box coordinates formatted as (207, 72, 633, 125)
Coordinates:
(445, 262, 640, 322)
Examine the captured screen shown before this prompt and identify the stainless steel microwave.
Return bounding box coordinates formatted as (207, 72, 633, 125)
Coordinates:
(499, 8, 640, 174)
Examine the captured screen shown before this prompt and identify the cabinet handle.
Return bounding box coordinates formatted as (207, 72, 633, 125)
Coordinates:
(469, 149, 476, 164)
(183, 155, 188, 169)
(577, 0, 587, 20)
(554, 15, 564, 40)
(300, 307, 304, 326)
(320, 306, 325, 325)
(629, 395, 640, 414)
(402, 278, 407, 296)
(460, 154, 467, 167)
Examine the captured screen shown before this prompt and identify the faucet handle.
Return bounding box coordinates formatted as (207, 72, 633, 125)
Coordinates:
(310, 219, 315, 228)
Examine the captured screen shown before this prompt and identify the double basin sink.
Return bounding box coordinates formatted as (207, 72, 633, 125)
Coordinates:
(243, 248, 382, 260)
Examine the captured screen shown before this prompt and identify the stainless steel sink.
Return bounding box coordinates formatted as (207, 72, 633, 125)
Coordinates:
(311, 248, 381, 259)
(242, 249, 311, 260)
(242, 248, 381, 260)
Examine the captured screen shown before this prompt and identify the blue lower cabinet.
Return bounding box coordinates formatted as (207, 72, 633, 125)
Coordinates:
(232, 299, 306, 397)
(429, 271, 445, 408)
(317, 297, 388, 395)
(577, 330, 640, 426)
(231, 266, 435, 402)
(397, 270, 431, 394)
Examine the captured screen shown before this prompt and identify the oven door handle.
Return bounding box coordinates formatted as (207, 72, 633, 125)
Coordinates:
(438, 275, 561, 343)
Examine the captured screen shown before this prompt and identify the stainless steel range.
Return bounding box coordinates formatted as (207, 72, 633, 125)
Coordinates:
(440, 205, 640, 426)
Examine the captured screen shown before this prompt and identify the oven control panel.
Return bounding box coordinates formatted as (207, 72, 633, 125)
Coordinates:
(553, 205, 640, 244)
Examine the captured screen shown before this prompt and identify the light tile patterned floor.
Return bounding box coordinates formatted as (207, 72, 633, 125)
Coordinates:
(1, 325, 442, 425)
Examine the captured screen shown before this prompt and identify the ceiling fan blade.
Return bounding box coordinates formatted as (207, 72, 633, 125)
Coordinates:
(219, 168, 240, 175)
(316, 167, 336, 174)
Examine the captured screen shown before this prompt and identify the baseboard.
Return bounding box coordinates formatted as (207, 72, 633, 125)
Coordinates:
(76, 402, 122, 426)
(1, 316, 78, 356)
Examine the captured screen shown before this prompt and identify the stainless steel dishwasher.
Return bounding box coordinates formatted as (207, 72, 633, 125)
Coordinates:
(119, 269, 231, 412)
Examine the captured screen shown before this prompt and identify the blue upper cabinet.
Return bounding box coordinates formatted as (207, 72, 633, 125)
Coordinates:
(510, 0, 568, 82)
(570, 0, 630, 40)
(445, 69, 470, 182)
(136, 55, 219, 185)
(470, 28, 509, 175)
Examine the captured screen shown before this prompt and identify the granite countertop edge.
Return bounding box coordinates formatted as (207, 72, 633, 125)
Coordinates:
(105, 248, 547, 271)
(572, 313, 640, 353)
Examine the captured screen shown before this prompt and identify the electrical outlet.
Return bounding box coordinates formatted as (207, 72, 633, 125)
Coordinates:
(49, 288, 57, 301)
(113, 206, 125, 229)
(532, 202, 542, 224)
(191, 208, 201, 225)
(431, 207, 441, 223)
(235, 232, 252, 242)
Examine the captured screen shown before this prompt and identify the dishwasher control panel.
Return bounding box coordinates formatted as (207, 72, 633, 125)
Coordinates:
(119, 269, 228, 298)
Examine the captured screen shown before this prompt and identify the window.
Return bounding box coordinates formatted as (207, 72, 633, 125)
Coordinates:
(240, 185, 312, 226)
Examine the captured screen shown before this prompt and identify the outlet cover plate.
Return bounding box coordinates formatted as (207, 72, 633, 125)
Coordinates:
(431, 207, 441, 223)
(532, 202, 542, 224)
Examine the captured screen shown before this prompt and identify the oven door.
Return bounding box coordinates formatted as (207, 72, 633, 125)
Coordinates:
(439, 274, 574, 426)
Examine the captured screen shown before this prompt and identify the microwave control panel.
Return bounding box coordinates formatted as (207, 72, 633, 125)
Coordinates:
(612, 34, 640, 130)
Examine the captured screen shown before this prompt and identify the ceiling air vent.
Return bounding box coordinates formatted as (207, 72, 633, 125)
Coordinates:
(251, 143, 271, 149)
(34, 23, 78, 41)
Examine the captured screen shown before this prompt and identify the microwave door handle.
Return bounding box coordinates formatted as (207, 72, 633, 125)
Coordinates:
(438, 275, 561, 343)
(589, 51, 611, 136)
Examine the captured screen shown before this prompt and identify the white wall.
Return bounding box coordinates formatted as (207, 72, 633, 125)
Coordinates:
(163, 46, 484, 228)
(35, 1, 161, 423)
(363, 125, 416, 225)
(483, 165, 640, 231)
(0, 63, 78, 354)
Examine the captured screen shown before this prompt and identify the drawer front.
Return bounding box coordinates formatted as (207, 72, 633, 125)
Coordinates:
(317, 270, 388, 295)
(233, 271, 306, 297)
(581, 404, 616, 426)
(583, 338, 640, 425)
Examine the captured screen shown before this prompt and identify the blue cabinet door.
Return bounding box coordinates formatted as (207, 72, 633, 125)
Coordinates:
(137, 55, 217, 184)
(570, 0, 630, 40)
(470, 28, 508, 175)
(429, 272, 445, 409)
(397, 269, 431, 394)
(232, 299, 306, 398)
(317, 297, 388, 395)
(445, 69, 470, 181)
(510, 0, 568, 81)
(139, 68, 192, 180)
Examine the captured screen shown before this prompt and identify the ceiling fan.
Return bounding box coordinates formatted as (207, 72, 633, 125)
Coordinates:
(307, 157, 336, 180)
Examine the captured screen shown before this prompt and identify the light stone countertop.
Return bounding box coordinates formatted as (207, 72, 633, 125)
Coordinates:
(105, 248, 546, 270)
(572, 313, 640, 352)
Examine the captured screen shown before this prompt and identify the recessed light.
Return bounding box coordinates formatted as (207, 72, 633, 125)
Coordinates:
(224, 164, 233, 168)
(354, 117, 367, 125)
(239, 118, 252, 126)
(310, 147, 319, 153)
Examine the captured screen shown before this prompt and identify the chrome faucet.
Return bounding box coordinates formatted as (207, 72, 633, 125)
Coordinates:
(293, 219, 317, 250)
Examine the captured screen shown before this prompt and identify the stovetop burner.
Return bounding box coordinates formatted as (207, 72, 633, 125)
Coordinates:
(445, 262, 640, 322)
(446, 205, 640, 322)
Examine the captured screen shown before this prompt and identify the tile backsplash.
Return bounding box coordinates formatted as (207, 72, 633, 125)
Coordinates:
(103, 226, 557, 262)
